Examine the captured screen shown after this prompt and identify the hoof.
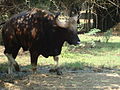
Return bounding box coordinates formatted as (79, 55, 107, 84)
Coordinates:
(49, 68, 57, 73)
(14, 64, 20, 72)
(56, 70, 62, 75)
(49, 68, 63, 75)
(32, 67, 37, 73)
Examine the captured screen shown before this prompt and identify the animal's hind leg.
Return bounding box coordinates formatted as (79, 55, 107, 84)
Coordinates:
(11, 47, 21, 71)
(5, 53, 17, 74)
(5, 53, 13, 74)
(4, 47, 20, 74)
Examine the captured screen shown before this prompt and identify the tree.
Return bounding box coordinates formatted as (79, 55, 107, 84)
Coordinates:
(0, 0, 28, 22)
(93, 0, 120, 31)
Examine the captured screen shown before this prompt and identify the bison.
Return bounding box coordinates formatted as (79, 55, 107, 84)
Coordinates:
(2, 8, 80, 75)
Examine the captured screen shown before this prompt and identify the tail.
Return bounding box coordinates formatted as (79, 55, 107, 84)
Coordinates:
(0, 21, 6, 45)
(0, 21, 6, 26)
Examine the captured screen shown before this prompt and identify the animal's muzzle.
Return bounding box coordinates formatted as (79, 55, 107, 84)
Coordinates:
(76, 41, 80, 45)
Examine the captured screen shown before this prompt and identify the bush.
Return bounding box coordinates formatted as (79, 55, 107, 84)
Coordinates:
(85, 28, 101, 35)
(103, 29, 112, 43)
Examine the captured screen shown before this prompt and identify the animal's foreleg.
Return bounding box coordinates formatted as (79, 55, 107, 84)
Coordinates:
(31, 58, 37, 73)
(30, 51, 39, 73)
(53, 56, 59, 68)
(49, 56, 62, 75)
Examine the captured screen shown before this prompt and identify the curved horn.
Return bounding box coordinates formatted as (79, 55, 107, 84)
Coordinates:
(56, 19, 69, 28)
(54, 13, 69, 28)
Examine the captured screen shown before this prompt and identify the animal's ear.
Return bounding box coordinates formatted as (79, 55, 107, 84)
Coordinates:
(67, 15, 78, 30)
(69, 15, 78, 23)
(54, 12, 61, 19)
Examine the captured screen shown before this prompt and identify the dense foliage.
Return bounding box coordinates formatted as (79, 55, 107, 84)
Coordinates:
(0, 0, 120, 32)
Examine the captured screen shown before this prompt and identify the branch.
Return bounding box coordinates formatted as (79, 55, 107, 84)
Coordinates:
(50, 0, 60, 11)
(107, 0, 120, 8)
(93, 1, 107, 10)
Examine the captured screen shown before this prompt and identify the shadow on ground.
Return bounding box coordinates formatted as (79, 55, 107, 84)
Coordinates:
(0, 61, 120, 89)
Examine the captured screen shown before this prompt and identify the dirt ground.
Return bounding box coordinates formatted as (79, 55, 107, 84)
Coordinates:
(0, 68, 120, 90)
(0, 47, 120, 90)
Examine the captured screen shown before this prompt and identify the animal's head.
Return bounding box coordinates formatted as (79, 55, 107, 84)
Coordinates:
(54, 13, 80, 45)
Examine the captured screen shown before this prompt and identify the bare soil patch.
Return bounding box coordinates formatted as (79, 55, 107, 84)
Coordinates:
(0, 68, 120, 90)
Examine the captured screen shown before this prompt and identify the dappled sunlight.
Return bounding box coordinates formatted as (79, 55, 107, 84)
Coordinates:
(95, 85, 120, 90)
(3, 82, 21, 90)
(106, 73, 120, 78)
(1, 64, 120, 89)
(92, 73, 120, 89)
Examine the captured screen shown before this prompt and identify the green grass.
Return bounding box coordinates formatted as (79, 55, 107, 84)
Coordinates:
(0, 35, 120, 71)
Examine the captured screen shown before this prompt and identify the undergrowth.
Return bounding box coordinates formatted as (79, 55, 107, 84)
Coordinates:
(0, 35, 120, 72)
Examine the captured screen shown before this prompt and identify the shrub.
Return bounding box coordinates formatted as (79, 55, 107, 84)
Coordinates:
(103, 29, 112, 43)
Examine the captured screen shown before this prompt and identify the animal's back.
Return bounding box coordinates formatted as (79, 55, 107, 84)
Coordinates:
(2, 8, 55, 52)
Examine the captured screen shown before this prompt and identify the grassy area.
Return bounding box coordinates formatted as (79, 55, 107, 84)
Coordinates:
(0, 34, 120, 71)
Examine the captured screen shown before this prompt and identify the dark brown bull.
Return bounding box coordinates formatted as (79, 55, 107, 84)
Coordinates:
(2, 8, 80, 75)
